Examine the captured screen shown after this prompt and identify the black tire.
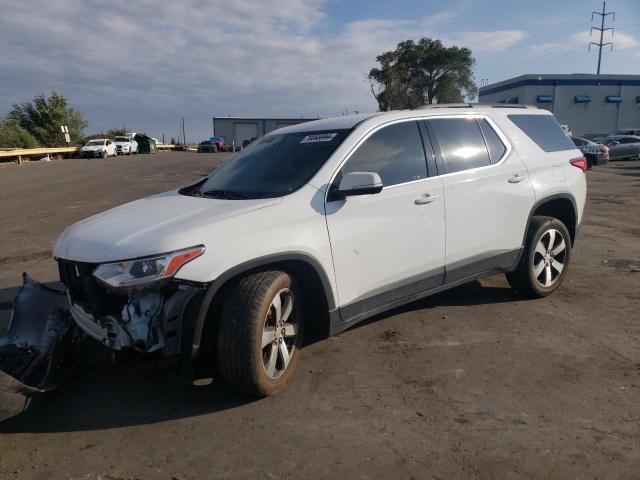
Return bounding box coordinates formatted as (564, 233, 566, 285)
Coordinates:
(506, 216, 571, 298)
(101, 150, 108, 158)
(216, 270, 303, 396)
(213, 145, 218, 153)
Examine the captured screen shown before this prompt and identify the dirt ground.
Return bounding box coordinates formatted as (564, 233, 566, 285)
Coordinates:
(0, 152, 638, 479)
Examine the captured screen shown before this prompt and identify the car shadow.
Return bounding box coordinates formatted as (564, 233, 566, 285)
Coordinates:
(0, 282, 253, 434)
(342, 280, 521, 334)
(0, 279, 517, 434)
(0, 347, 253, 434)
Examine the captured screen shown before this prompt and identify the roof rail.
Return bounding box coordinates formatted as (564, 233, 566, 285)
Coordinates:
(415, 103, 474, 109)
(415, 103, 537, 110)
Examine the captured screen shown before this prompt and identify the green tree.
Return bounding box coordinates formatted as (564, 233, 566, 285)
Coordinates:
(0, 115, 39, 148)
(368, 38, 477, 110)
(10, 92, 87, 146)
(82, 128, 127, 143)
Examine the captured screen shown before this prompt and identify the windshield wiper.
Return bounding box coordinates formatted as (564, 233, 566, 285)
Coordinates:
(199, 189, 251, 200)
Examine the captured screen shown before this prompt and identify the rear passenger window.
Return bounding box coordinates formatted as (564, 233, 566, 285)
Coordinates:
(478, 119, 506, 163)
(341, 121, 427, 187)
(508, 114, 575, 152)
(429, 118, 490, 174)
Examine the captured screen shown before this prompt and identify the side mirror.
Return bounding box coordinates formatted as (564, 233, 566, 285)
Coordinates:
(329, 171, 383, 201)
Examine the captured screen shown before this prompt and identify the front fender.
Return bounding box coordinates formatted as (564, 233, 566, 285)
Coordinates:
(188, 252, 336, 362)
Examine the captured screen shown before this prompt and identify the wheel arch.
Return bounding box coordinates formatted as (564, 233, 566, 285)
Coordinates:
(189, 252, 335, 364)
(525, 194, 578, 246)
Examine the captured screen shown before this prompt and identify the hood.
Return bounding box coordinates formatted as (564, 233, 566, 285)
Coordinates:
(54, 190, 281, 263)
(81, 145, 103, 150)
(114, 141, 132, 145)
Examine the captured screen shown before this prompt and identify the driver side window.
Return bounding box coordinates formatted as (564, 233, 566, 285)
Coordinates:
(341, 121, 428, 187)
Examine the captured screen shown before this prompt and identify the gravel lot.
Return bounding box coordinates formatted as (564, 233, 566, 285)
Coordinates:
(0, 152, 639, 479)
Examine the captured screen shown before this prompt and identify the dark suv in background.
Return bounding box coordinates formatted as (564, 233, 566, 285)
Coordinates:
(571, 136, 609, 169)
(197, 136, 226, 153)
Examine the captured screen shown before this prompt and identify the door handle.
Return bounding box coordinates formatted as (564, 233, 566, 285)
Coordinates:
(414, 193, 439, 205)
(508, 174, 525, 184)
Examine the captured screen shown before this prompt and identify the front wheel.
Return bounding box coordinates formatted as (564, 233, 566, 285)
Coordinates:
(506, 216, 571, 298)
(216, 271, 303, 396)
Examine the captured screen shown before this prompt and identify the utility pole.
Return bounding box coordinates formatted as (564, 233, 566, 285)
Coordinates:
(181, 117, 187, 146)
(589, 1, 615, 75)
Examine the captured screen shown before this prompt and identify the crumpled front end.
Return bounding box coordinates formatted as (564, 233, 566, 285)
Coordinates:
(58, 260, 201, 357)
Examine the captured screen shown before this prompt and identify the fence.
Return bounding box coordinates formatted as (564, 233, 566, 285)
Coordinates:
(0, 144, 179, 163)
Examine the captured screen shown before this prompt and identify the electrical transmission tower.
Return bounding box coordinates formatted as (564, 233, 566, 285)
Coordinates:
(589, 1, 615, 75)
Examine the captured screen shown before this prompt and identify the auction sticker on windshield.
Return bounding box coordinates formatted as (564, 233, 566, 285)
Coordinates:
(300, 133, 338, 143)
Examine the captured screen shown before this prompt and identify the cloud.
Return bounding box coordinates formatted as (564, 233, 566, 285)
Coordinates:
(448, 31, 525, 52)
(0, 0, 526, 136)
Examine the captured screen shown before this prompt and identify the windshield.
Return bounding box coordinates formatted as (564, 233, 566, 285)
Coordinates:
(186, 129, 351, 199)
(114, 136, 130, 142)
(86, 140, 104, 146)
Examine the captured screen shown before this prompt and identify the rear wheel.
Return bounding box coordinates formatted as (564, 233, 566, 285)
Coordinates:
(506, 216, 571, 298)
(216, 271, 303, 396)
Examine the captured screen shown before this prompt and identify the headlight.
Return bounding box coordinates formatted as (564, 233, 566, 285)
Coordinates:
(93, 245, 205, 288)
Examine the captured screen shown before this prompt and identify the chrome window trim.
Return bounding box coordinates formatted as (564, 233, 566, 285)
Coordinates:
(325, 113, 513, 201)
(425, 114, 512, 178)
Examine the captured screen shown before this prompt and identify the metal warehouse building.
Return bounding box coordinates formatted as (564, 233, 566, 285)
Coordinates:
(212, 117, 316, 147)
(479, 74, 640, 137)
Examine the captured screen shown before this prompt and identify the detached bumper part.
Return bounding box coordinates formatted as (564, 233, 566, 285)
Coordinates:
(0, 274, 82, 417)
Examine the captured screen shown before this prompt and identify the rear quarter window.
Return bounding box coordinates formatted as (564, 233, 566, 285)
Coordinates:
(508, 114, 575, 152)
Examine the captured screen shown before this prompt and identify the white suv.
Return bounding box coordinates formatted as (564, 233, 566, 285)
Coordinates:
(53, 105, 587, 396)
(113, 135, 138, 155)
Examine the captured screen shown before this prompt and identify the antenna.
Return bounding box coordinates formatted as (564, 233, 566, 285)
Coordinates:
(589, 1, 615, 75)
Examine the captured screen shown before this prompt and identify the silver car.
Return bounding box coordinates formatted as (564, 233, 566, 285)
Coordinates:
(604, 136, 640, 160)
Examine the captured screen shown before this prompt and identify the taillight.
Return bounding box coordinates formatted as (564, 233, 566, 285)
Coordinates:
(570, 157, 587, 173)
(600, 146, 609, 153)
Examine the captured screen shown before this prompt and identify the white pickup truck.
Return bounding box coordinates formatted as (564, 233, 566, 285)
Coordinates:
(113, 135, 138, 155)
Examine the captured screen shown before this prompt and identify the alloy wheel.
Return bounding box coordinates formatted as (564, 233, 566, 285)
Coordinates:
(533, 228, 566, 288)
(261, 288, 298, 379)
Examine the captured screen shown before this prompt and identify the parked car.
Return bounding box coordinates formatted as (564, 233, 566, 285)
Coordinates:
(80, 139, 117, 158)
(571, 136, 609, 168)
(197, 136, 225, 153)
(594, 128, 640, 144)
(604, 135, 640, 160)
(113, 135, 138, 155)
(6, 106, 586, 399)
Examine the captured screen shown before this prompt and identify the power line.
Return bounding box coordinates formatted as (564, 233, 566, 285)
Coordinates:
(480, 18, 597, 82)
(589, 1, 615, 74)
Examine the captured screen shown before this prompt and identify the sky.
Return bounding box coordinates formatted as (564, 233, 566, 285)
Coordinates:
(1, 0, 639, 142)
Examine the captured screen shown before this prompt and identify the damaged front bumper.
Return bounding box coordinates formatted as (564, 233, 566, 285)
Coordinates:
(0, 275, 82, 400)
(67, 285, 199, 356)
(58, 259, 202, 358)
(0, 265, 205, 418)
